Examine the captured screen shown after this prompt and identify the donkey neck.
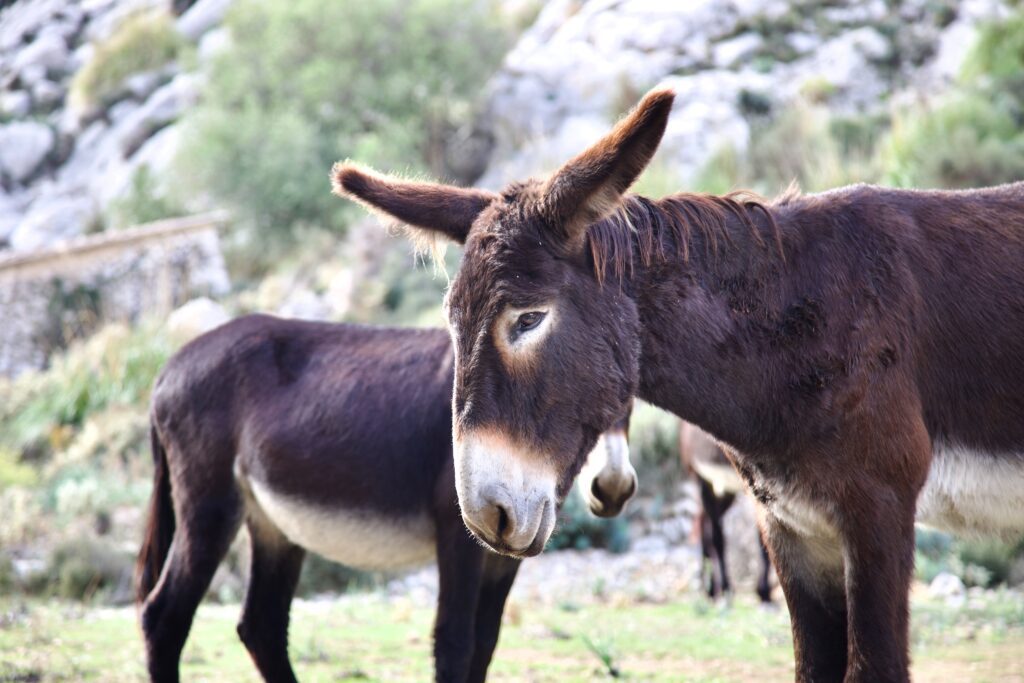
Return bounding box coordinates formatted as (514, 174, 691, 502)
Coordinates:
(615, 194, 785, 453)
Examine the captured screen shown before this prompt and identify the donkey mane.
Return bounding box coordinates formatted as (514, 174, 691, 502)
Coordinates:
(587, 191, 785, 285)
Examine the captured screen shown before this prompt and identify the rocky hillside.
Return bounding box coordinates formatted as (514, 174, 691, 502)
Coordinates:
(478, 0, 1008, 188)
(0, 0, 228, 251)
(0, 0, 1009, 254)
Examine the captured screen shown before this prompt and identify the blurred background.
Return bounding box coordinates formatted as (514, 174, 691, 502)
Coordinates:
(1, 0, 1023, 680)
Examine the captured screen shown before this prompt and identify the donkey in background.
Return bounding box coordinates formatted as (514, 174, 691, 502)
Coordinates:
(136, 315, 636, 683)
(680, 422, 772, 603)
(334, 87, 1024, 682)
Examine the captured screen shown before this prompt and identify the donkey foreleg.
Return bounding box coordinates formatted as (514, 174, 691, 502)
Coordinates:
(466, 553, 521, 683)
(434, 518, 486, 682)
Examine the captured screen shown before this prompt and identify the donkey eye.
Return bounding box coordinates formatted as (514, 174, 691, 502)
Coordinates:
(515, 311, 545, 333)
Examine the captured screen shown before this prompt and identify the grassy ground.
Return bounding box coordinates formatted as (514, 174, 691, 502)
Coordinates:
(1, 588, 1022, 682)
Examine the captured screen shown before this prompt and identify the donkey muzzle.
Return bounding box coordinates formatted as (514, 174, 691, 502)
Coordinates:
(454, 429, 558, 557)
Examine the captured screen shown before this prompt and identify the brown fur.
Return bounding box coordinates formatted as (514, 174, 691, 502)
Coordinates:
(334, 87, 1024, 682)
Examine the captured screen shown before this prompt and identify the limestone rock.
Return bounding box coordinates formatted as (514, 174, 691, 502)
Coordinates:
(166, 297, 229, 342)
(0, 121, 54, 183)
(176, 0, 234, 42)
(9, 194, 95, 251)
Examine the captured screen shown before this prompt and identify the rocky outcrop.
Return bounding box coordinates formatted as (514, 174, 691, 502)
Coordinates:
(477, 0, 1009, 189)
(0, 0, 229, 252)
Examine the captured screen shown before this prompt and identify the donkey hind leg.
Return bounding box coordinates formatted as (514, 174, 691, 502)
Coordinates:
(141, 495, 243, 683)
(466, 553, 521, 683)
(237, 514, 306, 683)
(698, 480, 734, 598)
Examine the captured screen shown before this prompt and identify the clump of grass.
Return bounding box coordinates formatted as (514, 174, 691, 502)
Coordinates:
(0, 323, 173, 462)
(69, 10, 184, 111)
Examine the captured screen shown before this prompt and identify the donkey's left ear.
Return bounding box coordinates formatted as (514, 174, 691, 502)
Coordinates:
(540, 88, 675, 245)
(332, 163, 497, 245)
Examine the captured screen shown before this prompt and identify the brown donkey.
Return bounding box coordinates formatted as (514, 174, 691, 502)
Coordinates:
(136, 315, 635, 683)
(680, 422, 772, 603)
(333, 88, 1024, 682)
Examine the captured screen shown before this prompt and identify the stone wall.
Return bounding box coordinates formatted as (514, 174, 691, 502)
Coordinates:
(0, 212, 228, 377)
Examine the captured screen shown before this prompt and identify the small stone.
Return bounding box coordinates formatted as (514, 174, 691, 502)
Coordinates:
(0, 121, 55, 183)
(167, 297, 230, 342)
(0, 90, 32, 118)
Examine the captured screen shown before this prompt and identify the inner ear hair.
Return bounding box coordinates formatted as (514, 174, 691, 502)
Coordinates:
(541, 87, 675, 243)
(331, 161, 497, 246)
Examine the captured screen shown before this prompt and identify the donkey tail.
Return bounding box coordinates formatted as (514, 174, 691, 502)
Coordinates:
(136, 423, 175, 604)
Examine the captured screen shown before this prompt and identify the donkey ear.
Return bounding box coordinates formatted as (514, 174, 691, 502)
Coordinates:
(540, 88, 675, 244)
(332, 162, 497, 245)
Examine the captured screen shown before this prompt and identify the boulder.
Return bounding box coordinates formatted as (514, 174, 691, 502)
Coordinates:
(8, 194, 95, 251)
(10, 31, 70, 79)
(0, 90, 31, 118)
(176, 0, 234, 42)
(166, 297, 229, 342)
(0, 121, 54, 183)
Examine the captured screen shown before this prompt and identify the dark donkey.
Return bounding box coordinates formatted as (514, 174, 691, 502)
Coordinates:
(333, 88, 1024, 682)
(136, 315, 636, 683)
(680, 422, 772, 603)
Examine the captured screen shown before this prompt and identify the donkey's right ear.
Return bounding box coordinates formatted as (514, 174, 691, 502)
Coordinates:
(332, 163, 497, 245)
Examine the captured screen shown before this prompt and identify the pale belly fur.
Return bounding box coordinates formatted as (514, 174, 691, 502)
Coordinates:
(766, 443, 1024, 544)
(692, 459, 745, 497)
(916, 443, 1024, 540)
(249, 479, 437, 571)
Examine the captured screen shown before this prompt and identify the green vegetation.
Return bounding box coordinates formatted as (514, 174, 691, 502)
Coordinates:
(177, 0, 512, 253)
(105, 167, 188, 230)
(880, 11, 1024, 189)
(69, 11, 185, 111)
(2, 591, 1022, 682)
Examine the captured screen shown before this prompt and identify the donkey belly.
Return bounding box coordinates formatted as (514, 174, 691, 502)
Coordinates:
(916, 444, 1024, 539)
(692, 459, 745, 497)
(249, 479, 437, 571)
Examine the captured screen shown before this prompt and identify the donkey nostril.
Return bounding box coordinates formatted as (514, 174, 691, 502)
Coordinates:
(591, 477, 607, 504)
(495, 504, 510, 539)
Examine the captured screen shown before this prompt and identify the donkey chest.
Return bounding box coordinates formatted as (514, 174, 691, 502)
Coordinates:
(249, 480, 437, 571)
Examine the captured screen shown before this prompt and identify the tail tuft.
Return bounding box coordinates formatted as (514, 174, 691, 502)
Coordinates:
(136, 424, 175, 604)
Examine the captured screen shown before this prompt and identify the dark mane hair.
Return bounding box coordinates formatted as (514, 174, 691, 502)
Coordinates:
(587, 191, 785, 285)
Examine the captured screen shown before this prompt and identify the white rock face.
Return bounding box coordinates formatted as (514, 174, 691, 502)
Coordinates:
(0, 121, 54, 183)
(477, 0, 1010, 190)
(9, 194, 94, 251)
(176, 0, 235, 42)
(167, 296, 230, 342)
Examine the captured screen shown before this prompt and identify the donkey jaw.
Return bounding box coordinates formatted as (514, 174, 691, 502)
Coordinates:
(578, 430, 637, 518)
(454, 429, 558, 557)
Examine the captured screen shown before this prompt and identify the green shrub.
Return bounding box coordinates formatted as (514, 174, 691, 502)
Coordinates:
(70, 11, 184, 110)
(39, 537, 134, 602)
(880, 9, 1024, 189)
(696, 101, 883, 197)
(548, 488, 630, 553)
(0, 324, 173, 461)
(881, 91, 1024, 189)
(178, 0, 512, 251)
(106, 167, 188, 230)
(297, 554, 373, 597)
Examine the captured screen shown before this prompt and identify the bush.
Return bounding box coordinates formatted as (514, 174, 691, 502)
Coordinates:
(0, 324, 173, 461)
(880, 9, 1024, 189)
(881, 91, 1024, 189)
(105, 167, 188, 230)
(696, 100, 883, 196)
(69, 11, 185, 111)
(36, 537, 135, 602)
(548, 490, 630, 554)
(178, 0, 512, 250)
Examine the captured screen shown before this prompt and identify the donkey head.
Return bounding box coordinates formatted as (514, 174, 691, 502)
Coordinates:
(578, 405, 636, 518)
(334, 88, 674, 556)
